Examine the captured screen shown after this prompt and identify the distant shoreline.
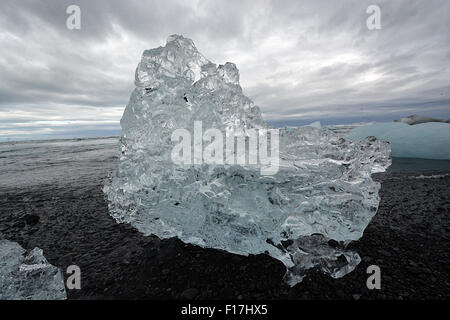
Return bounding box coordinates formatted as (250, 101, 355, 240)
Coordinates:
(0, 135, 120, 145)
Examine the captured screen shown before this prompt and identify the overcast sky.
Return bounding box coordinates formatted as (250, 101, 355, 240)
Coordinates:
(0, 0, 449, 141)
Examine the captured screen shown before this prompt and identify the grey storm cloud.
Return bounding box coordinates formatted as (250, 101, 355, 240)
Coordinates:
(0, 0, 449, 140)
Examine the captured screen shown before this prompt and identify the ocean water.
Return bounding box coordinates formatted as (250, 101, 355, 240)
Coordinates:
(0, 136, 449, 190)
(0, 137, 119, 190)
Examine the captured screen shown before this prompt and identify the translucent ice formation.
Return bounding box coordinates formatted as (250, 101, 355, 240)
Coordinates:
(304, 121, 322, 129)
(394, 114, 450, 125)
(347, 122, 450, 160)
(104, 35, 391, 285)
(0, 235, 67, 300)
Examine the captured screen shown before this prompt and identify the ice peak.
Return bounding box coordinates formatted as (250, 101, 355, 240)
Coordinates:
(166, 34, 192, 45)
(136, 34, 210, 86)
(135, 35, 245, 93)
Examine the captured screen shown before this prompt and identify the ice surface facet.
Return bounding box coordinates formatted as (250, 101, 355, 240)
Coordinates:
(347, 122, 450, 160)
(0, 235, 67, 300)
(104, 35, 391, 285)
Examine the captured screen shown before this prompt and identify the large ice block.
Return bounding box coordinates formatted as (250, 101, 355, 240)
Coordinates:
(104, 35, 391, 285)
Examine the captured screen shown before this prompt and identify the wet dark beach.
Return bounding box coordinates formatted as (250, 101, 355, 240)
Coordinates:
(0, 138, 449, 300)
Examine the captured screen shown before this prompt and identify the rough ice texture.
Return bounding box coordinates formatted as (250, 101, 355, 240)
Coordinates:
(394, 114, 450, 125)
(0, 234, 67, 300)
(347, 122, 450, 160)
(104, 35, 391, 285)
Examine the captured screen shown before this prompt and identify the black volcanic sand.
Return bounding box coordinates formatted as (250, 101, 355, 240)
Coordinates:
(0, 171, 449, 300)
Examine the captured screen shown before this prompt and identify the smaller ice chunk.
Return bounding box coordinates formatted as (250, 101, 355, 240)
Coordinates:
(394, 114, 450, 125)
(347, 122, 450, 160)
(0, 235, 67, 300)
(304, 121, 322, 129)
